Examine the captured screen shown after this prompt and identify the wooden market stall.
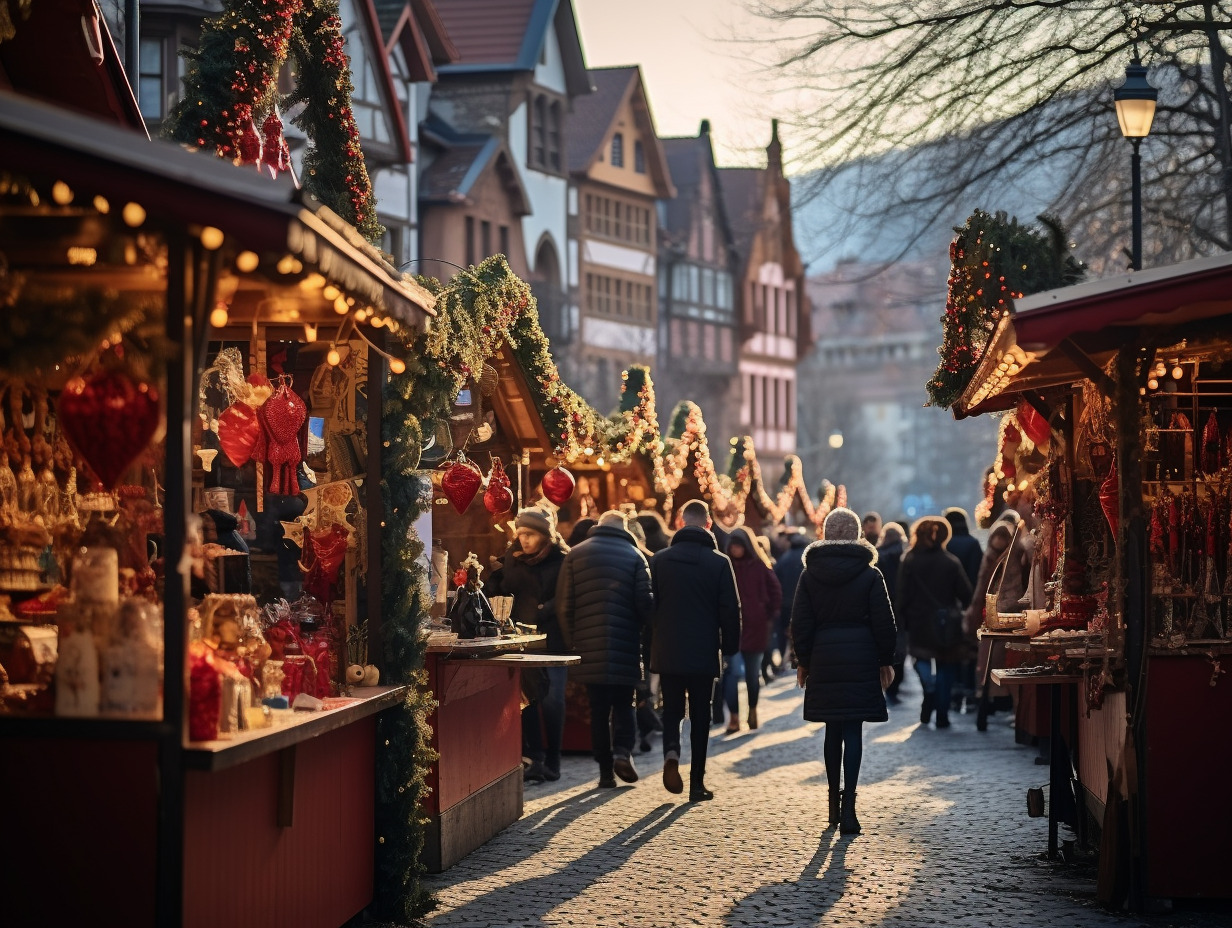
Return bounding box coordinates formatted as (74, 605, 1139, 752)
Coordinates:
(0, 94, 437, 927)
(954, 251, 1232, 904)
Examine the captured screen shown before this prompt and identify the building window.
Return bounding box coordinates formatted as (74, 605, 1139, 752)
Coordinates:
(465, 216, 475, 266)
(786, 379, 795, 430)
(716, 272, 732, 311)
(688, 266, 700, 303)
(786, 288, 796, 336)
(584, 193, 652, 246)
(532, 96, 547, 167)
(611, 133, 624, 168)
(528, 92, 564, 172)
(549, 101, 562, 170)
(499, 225, 509, 258)
(139, 37, 165, 119)
(701, 268, 715, 306)
(634, 140, 645, 174)
(480, 221, 491, 258)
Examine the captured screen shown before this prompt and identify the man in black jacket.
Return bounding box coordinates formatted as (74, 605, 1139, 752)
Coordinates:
(772, 528, 810, 678)
(487, 507, 568, 783)
(649, 500, 741, 801)
(558, 509, 653, 787)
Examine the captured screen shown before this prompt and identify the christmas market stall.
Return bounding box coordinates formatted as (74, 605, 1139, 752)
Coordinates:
(0, 93, 441, 927)
(951, 240, 1232, 904)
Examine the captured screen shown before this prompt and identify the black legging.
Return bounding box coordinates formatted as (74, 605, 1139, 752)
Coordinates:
(823, 720, 864, 793)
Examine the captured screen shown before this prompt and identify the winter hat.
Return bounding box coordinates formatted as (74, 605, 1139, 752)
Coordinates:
(515, 507, 554, 538)
(597, 509, 628, 529)
(879, 523, 905, 546)
(822, 507, 861, 543)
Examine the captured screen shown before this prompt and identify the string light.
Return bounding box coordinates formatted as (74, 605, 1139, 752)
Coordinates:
(209, 303, 230, 328)
(200, 226, 225, 250)
(1147, 377, 1159, 390)
(122, 202, 146, 227)
(51, 181, 73, 205)
(327, 346, 342, 366)
(92, 195, 110, 214)
(236, 251, 260, 272)
(303, 323, 318, 343)
(334, 296, 349, 315)
(1172, 364, 1184, 379)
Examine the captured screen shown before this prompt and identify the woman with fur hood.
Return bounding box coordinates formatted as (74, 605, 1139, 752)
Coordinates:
(791, 508, 897, 835)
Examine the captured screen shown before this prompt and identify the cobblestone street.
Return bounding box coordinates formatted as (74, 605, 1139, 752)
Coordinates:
(421, 675, 1232, 928)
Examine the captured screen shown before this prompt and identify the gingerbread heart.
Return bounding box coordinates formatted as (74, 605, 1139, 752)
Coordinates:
(58, 370, 160, 490)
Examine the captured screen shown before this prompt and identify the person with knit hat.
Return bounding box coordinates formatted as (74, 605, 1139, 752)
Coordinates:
(894, 515, 974, 730)
(791, 507, 897, 835)
(557, 508, 653, 788)
(487, 506, 569, 783)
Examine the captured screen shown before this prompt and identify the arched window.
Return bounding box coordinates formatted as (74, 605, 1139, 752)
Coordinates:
(610, 132, 624, 168)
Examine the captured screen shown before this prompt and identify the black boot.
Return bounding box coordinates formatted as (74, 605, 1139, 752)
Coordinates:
(840, 789, 861, 834)
(828, 789, 843, 826)
(920, 693, 935, 725)
(689, 776, 714, 802)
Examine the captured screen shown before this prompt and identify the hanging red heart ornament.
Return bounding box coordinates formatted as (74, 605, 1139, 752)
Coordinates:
(58, 370, 160, 490)
(441, 459, 482, 514)
(484, 482, 513, 515)
(217, 401, 262, 467)
(541, 465, 575, 506)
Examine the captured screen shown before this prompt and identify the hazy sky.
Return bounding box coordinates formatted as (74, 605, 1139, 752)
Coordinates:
(573, 0, 803, 171)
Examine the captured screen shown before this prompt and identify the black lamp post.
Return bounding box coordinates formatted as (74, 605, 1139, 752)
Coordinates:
(1113, 60, 1158, 271)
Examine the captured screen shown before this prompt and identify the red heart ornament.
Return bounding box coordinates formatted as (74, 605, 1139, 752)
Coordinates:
(58, 370, 160, 490)
(541, 465, 575, 506)
(441, 460, 482, 514)
(217, 401, 262, 467)
(484, 482, 513, 514)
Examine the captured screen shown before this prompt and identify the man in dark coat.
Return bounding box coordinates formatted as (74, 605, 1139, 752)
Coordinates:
(943, 507, 983, 713)
(649, 500, 740, 801)
(558, 509, 653, 787)
(487, 507, 568, 783)
(772, 528, 810, 675)
(791, 508, 897, 834)
(875, 523, 908, 704)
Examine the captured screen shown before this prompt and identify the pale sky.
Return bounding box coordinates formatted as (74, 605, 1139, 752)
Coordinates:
(573, 0, 806, 171)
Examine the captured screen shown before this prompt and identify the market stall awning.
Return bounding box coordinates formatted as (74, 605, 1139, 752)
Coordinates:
(955, 251, 1232, 418)
(0, 91, 436, 326)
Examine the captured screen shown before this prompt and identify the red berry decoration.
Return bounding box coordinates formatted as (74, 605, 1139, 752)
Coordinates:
(441, 459, 482, 514)
(58, 370, 161, 490)
(541, 465, 575, 506)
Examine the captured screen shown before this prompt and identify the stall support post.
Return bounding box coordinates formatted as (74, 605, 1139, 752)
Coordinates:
(1114, 343, 1149, 910)
(155, 230, 195, 927)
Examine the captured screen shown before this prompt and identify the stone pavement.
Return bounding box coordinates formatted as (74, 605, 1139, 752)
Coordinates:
(420, 674, 1232, 928)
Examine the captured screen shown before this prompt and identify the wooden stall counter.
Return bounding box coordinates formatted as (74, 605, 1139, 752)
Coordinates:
(421, 632, 579, 872)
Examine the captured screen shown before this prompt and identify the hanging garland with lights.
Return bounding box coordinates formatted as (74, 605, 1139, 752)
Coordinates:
(164, 0, 382, 241)
(928, 209, 1084, 409)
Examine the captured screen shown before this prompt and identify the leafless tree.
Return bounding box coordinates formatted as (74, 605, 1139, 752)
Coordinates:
(759, 1, 1232, 272)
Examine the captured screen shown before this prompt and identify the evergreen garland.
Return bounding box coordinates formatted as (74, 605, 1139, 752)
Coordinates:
(928, 209, 1084, 409)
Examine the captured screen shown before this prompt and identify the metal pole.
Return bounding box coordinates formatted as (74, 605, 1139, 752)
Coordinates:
(125, 0, 140, 96)
(1131, 139, 1143, 271)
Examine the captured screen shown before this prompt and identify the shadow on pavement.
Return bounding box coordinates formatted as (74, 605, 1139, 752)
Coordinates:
(430, 803, 691, 926)
(722, 829, 851, 928)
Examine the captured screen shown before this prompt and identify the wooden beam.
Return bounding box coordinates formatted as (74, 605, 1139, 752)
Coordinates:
(1057, 338, 1116, 394)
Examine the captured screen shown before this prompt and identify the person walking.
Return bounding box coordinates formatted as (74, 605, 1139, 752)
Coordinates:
(487, 507, 569, 783)
(557, 509, 653, 788)
(636, 510, 673, 553)
(861, 512, 883, 548)
(720, 528, 781, 733)
(875, 523, 908, 704)
(944, 507, 983, 714)
(772, 527, 810, 677)
(894, 516, 973, 729)
(649, 500, 740, 801)
(791, 508, 897, 835)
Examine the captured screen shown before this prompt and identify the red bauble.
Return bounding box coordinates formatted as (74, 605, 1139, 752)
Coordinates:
(237, 117, 263, 166)
(59, 370, 160, 490)
(217, 401, 262, 467)
(484, 483, 513, 515)
(541, 465, 575, 506)
(441, 460, 482, 514)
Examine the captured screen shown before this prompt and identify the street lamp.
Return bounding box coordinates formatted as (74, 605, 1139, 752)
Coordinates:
(1113, 60, 1158, 271)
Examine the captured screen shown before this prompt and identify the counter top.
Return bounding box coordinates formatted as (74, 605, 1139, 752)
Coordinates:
(425, 633, 547, 655)
(183, 684, 409, 771)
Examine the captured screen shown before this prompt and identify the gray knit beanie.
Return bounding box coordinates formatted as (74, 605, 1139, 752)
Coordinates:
(822, 507, 861, 543)
(514, 507, 554, 538)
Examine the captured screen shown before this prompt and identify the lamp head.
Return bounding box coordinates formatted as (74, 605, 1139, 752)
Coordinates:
(1114, 60, 1157, 139)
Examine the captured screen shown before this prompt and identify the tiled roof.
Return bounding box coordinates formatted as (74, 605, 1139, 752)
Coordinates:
(659, 134, 705, 238)
(432, 0, 538, 65)
(719, 167, 766, 272)
(372, 0, 405, 41)
(420, 136, 497, 200)
(566, 67, 636, 173)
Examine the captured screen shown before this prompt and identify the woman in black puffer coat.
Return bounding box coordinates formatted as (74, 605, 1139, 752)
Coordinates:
(791, 508, 897, 835)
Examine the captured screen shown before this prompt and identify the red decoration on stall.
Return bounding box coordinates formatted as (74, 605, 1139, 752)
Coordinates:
(262, 381, 307, 494)
(217, 401, 263, 467)
(1016, 399, 1051, 449)
(237, 116, 263, 166)
(58, 370, 160, 489)
(260, 109, 292, 178)
(1099, 464, 1119, 537)
(441, 459, 482, 514)
(483, 458, 513, 514)
(541, 465, 575, 506)
(1201, 411, 1222, 475)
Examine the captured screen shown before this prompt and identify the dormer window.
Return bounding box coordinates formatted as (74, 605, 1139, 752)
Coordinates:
(611, 133, 624, 168)
(634, 140, 645, 174)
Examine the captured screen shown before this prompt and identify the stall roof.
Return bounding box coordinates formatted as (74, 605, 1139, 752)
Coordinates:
(0, 91, 436, 324)
(955, 251, 1232, 418)
(489, 343, 554, 454)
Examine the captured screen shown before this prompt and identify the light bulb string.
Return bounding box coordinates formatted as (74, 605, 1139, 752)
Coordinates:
(351, 324, 403, 369)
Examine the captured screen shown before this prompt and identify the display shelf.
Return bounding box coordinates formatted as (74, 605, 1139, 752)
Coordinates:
(991, 669, 1085, 686)
(1147, 642, 1232, 657)
(183, 684, 408, 771)
(977, 627, 1031, 639)
(425, 632, 546, 655)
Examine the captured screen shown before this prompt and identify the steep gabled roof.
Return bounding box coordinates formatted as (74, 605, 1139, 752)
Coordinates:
(659, 120, 735, 263)
(567, 66, 674, 197)
(376, 0, 460, 80)
(718, 166, 766, 276)
(434, 0, 591, 97)
(419, 118, 531, 214)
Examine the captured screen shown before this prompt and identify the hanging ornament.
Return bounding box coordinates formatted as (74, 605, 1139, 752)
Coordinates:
(484, 482, 513, 515)
(541, 465, 575, 506)
(217, 401, 263, 467)
(237, 116, 263, 167)
(262, 380, 307, 495)
(1099, 464, 1119, 538)
(1201, 411, 1222, 475)
(441, 458, 482, 514)
(59, 370, 160, 490)
(1016, 399, 1051, 449)
(259, 109, 293, 179)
